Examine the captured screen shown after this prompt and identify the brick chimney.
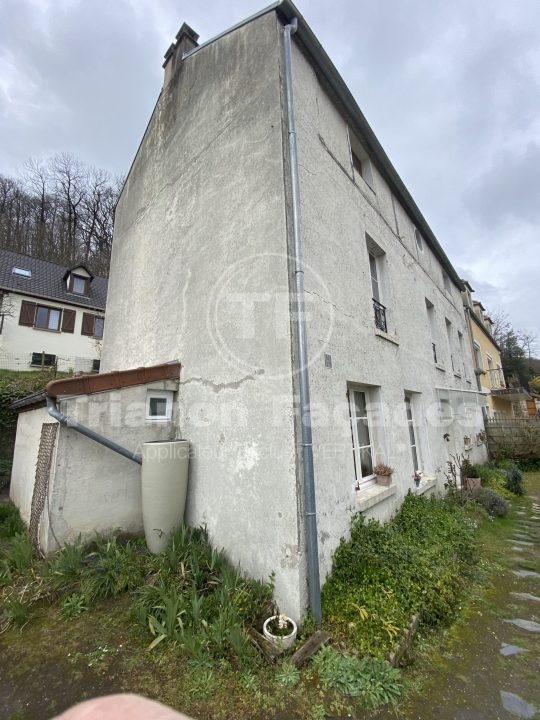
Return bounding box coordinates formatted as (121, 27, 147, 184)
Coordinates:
(163, 23, 199, 87)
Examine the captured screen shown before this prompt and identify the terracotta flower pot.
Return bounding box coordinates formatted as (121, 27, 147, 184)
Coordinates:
(376, 474, 392, 487)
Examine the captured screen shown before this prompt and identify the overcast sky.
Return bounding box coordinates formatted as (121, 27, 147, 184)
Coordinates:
(1, 0, 538, 343)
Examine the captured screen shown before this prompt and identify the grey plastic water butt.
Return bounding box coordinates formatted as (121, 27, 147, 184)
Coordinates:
(141, 439, 190, 554)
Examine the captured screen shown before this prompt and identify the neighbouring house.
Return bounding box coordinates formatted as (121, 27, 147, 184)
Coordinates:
(10, 1, 487, 620)
(462, 281, 530, 418)
(0, 249, 107, 373)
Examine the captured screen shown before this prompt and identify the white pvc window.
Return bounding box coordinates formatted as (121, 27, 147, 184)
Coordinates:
(348, 388, 375, 484)
(146, 390, 173, 421)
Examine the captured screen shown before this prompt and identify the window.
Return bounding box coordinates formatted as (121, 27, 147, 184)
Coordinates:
(12, 267, 31, 278)
(71, 276, 87, 294)
(442, 271, 452, 293)
(405, 394, 420, 471)
(458, 331, 465, 372)
(82, 312, 104, 338)
(366, 235, 387, 333)
(35, 306, 61, 331)
(349, 133, 375, 190)
(414, 227, 424, 252)
(66, 270, 89, 295)
(146, 390, 174, 421)
(18, 300, 75, 333)
(445, 319, 455, 372)
(31, 352, 56, 367)
(348, 387, 377, 485)
(425, 299, 438, 364)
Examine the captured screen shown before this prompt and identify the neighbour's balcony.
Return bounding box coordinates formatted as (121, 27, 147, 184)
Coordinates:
(486, 368, 506, 390)
(373, 299, 387, 333)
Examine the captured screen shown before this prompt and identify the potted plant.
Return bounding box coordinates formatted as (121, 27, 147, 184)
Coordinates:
(465, 463, 482, 490)
(413, 470, 423, 488)
(263, 613, 298, 652)
(373, 463, 394, 487)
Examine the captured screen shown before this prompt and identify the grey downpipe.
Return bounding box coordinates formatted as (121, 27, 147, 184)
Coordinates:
(283, 18, 322, 623)
(46, 395, 142, 465)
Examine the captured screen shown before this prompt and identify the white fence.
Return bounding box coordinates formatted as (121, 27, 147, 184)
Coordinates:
(0, 352, 99, 374)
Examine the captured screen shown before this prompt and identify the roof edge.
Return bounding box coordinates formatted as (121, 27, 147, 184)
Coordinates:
(46, 361, 181, 398)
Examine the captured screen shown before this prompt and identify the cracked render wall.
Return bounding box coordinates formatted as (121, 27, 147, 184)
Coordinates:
(100, 14, 306, 618)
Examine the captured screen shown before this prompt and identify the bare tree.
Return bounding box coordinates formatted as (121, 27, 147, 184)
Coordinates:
(0, 155, 122, 276)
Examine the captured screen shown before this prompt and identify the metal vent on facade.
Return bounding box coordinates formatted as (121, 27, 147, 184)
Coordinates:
(324, 353, 333, 369)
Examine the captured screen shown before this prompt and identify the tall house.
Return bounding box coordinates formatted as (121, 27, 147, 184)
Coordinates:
(462, 281, 527, 418)
(12, 2, 487, 620)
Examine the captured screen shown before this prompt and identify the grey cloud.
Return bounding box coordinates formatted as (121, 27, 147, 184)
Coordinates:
(465, 143, 540, 227)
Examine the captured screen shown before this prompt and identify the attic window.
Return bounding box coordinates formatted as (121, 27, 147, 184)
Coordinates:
(68, 274, 88, 295)
(13, 267, 31, 278)
(414, 228, 424, 252)
(349, 132, 375, 191)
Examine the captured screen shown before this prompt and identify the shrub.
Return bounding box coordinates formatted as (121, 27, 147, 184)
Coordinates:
(322, 494, 478, 656)
(505, 464, 524, 495)
(0, 503, 25, 539)
(312, 646, 402, 707)
(468, 488, 509, 517)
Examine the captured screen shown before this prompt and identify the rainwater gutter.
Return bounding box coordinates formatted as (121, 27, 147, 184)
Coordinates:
(283, 18, 322, 623)
(46, 395, 142, 464)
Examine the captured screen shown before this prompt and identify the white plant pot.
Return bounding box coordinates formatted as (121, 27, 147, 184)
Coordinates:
(262, 615, 298, 652)
(141, 439, 189, 554)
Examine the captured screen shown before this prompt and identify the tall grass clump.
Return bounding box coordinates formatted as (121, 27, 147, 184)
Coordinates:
(322, 493, 477, 657)
(132, 526, 272, 667)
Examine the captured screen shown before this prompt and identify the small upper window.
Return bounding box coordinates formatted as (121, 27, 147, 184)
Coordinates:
(146, 390, 174, 421)
(71, 276, 87, 294)
(349, 132, 375, 191)
(13, 267, 31, 278)
(414, 228, 424, 252)
(442, 271, 452, 293)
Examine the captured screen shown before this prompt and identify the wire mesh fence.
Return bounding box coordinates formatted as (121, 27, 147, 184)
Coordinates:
(0, 351, 99, 374)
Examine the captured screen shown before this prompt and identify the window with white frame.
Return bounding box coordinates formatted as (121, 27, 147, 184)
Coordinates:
(404, 394, 420, 471)
(348, 386, 381, 486)
(146, 390, 174, 421)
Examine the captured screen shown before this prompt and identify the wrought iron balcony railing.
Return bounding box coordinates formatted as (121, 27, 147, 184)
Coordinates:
(373, 299, 387, 333)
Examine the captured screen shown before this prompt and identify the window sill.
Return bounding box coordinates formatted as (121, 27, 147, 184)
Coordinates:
(435, 363, 446, 372)
(33, 327, 61, 333)
(375, 329, 399, 346)
(413, 476, 437, 496)
(356, 483, 396, 512)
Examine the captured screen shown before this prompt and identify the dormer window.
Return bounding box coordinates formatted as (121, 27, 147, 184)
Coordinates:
(64, 265, 93, 296)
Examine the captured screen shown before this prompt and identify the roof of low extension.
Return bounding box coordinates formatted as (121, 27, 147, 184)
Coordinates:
(11, 361, 182, 412)
(0, 249, 108, 311)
